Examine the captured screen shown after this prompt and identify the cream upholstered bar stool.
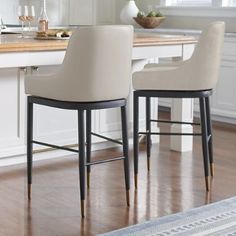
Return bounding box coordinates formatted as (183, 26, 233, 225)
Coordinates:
(132, 22, 225, 191)
(25, 26, 133, 217)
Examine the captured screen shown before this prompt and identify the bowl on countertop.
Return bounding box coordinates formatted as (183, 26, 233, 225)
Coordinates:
(133, 17, 165, 29)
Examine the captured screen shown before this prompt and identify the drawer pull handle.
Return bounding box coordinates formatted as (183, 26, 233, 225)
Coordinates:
(19, 67, 27, 72)
(32, 66, 39, 71)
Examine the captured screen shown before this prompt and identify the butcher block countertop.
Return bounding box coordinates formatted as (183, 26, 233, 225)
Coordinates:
(0, 33, 197, 53)
(133, 33, 196, 46)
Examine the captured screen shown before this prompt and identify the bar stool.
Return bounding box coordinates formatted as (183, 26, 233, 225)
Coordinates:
(25, 26, 133, 217)
(132, 22, 225, 191)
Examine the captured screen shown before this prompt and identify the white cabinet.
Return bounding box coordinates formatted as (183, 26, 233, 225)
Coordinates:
(211, 38, 236, 123)
(98, 109, 122, 139)
(0, 68, 26, 158)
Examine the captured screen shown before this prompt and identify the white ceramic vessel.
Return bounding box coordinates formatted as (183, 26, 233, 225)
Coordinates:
(120, 0, 139, 25)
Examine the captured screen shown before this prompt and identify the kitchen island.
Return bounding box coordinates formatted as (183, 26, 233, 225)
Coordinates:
(0, 33, 196, 165)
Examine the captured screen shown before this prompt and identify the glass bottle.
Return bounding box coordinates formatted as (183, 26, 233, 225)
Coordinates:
(38, 0, 48, 32)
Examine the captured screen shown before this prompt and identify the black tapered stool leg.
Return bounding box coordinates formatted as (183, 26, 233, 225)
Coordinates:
(27, 98, 33, 200)
(133, 92, 139, 189)
(86, 110, 92, 188)
(199, 97, 210, 192)
(78, 110, 86, 217)
(146, 96, 151, 171)
(121, 105, 130, 206)
(205, 97, 214, 177)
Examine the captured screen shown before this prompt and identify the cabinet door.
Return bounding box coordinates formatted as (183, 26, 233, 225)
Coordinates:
(0, 68, 26, 158)
(211, 41, 236, 121)
(97, 108, 122, 140)
(69, 0, 95, 25)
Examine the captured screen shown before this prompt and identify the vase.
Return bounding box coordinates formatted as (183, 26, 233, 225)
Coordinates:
(120, 0, 139, 25)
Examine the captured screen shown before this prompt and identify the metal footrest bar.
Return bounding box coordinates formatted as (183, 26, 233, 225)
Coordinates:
(32, 140, 79, 153)
(150, 119, 200, 126)
(208, 134, 212, 142)
(91, 132, 122, 145)
(86, 156, 125, 166)
(138, 132, 202, 136)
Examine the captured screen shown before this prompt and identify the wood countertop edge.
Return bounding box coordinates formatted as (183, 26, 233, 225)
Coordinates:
(0, 41, 197, 53)
(0, 33, 197, 53)
(0, 47, 67, 53)
(133, 40, 197, 47)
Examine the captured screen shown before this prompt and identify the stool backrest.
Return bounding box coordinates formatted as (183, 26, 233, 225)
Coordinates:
(186, 22, 225, 90)
(59, 26, 133, 102)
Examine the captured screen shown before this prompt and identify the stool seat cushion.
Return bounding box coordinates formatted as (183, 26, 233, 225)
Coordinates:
(133, 64, 186, 91)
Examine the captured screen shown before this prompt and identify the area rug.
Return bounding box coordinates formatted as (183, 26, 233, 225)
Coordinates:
(100, 197, 236, 236)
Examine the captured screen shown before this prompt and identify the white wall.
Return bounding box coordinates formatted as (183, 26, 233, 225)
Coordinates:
(136, 0, 161, 11)
(0, 0, 19, 24)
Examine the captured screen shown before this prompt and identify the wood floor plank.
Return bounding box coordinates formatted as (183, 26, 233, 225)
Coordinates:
(0, 114, 236, 236)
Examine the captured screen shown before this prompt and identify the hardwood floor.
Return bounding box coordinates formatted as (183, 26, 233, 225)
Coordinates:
(1, 115, 236, 236)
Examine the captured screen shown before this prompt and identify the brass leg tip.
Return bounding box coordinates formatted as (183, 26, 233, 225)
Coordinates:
(205, 176, 210, 192)
(87, 173, 90, 189)
(126, 190, 130, 207)
(81, 200, 85, 218)
(135, 174, 138, 189)
(28, 184, 32, 200)
(210, 163, 215, 177)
